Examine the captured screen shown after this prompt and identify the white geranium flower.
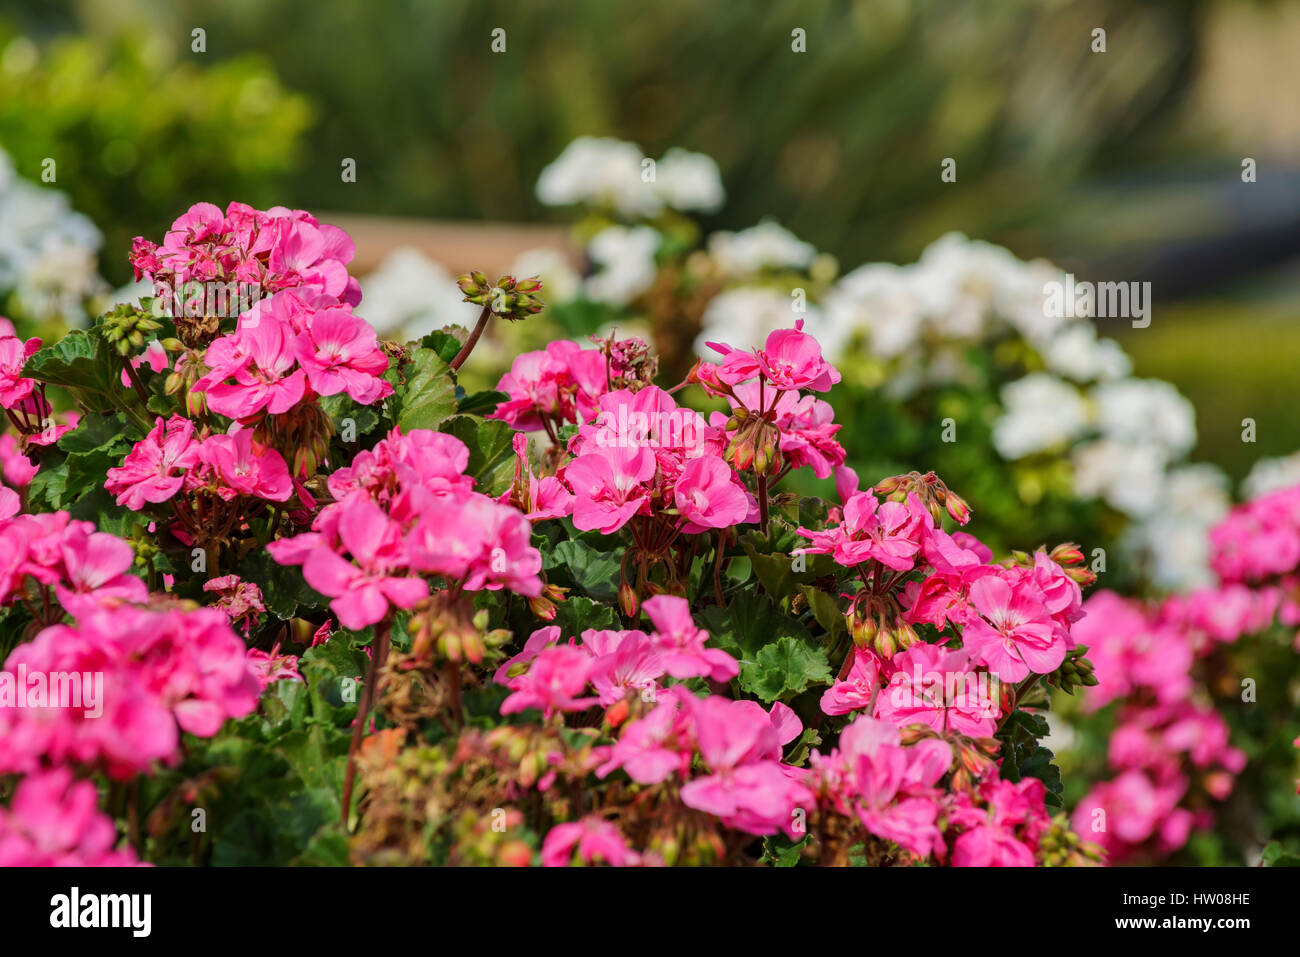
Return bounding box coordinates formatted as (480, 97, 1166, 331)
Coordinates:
(1242, 451, 1300, 500)
(1042, 323, 1132, 383)
(357, 247, 479, 339)
(1071, 438, 1168, 517)
(1090, 378, 1197, 460)
(654, 148, 725, 214)
(536, 136, 660, 218)
(1122, 464, 1230, 591)
(991, 373, 1090, 460)
(583, 225, 660, 306)
(823, 262, 924, 360)
(708, 219, 816, 276)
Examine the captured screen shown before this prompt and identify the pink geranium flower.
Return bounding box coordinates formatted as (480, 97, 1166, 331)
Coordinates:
(53, 523, 148, 616)
(563, 445, 656, 534)
(197, 312, 307, 419)
(642, 594, 738, 682)
(500, 645, 598, 716)
(708, 320, 841, 392)
(674, 456, 749, 531)
(294, 306, 392, 404)
(820, 647, 881, 716)
(200, 429, 294, 502)
(0, 768, 141, 866)
(796, 491, 929, 571)
(962, 574, 1066, 682)
(301, 496, 428, 630)
(0, 334, 42, 409)
(584, 629, 665, 706)
(596, 696, 691, 784)
(876, 642, 1000, 737)
(540, 816, 637, 867)
(105, 415, 201, 510)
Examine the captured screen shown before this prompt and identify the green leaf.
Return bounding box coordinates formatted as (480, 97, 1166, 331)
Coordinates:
(545, 540, 622, 602)
(554, 595, 619, 635)
(237, 550, 327, 621)
(319, 392, 381, 440)
(801, 586, 845, 641)
(761, 834, 807, 867)
(25, 460, 69, 511)
(739, 635, 831, 703)
(25, 328, 140, 417)
(393, 347, 458, 433)
(419, 330, 464, 363)
(457, 388, 508, 417)
(441, 415, 516, 498)
(698, 592, 810, 660)
(1261, 842, 1300, 867)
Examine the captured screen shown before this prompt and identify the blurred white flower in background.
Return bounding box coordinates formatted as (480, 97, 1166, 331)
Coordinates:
(583, 225, 659, 306)
(1242, 451, 1300, 500)
(1121, 465, 1230, 591)
(356, 247, 479, 340)
(1071, 438, 1170, 518)
(509, 247, 581, 305)
(536, 136, 657, 218)
(822, 262, 923, 360)
(1041, 323, 1131, 383)
(992, 372, 1091, 460)
(536, 137, 725, 218)
(1091, 378, 1197, 461)
(654, 147, 726, 214)
(0, 147, 106, 323)
(707, 219, 817, 276)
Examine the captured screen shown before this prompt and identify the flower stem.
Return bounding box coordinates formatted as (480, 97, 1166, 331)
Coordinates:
(449, 303, 493, 372)
(341, 613, 392, 831)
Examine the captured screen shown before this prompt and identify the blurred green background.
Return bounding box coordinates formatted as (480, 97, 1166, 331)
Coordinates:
(2, 0, 1297, 479)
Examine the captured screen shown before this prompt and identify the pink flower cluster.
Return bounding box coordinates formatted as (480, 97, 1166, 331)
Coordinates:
(130, 201, 361, 306)
(0, 604, 261, 779)
(192, 288, 391, 421)
(105, 415, 294, 511)
(0, 322, 72, 449)
(495, 595, 738, 716)
(797, 489, 1083, 685)
(490, 340, 607, 433)
(1071, 696, 1246, 864)
(806, 715, 1052, 864)
(596, 688, 812, 839)
(0, 768, 141, 866)
(269, 427, 543, 629)
(0, 491, 147, 617)
(548, 385, 750, 535)
(1210, 483, 1300, 583)
(1066, 481, 1299, 862)
(828, 641, 1005, 738)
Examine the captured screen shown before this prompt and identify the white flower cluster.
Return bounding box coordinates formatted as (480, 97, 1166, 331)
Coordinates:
(706, 219, 817, 277)
(1242, 451, 1300, 501)
(0, 147, 106, 323)
(354, 247, 480, 340)
(535, 137, 725, 218)
(814, 232, 1224, 589)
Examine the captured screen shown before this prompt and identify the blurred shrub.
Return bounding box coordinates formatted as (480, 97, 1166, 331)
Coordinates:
(71, 0, 1205, 269)
(0, 21, 313, 283)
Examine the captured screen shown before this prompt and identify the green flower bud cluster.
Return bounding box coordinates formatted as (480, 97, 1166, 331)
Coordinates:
(101, 303, 163, 357)
(456, 272, 545, 320)
(1048, 644, 1099, 695)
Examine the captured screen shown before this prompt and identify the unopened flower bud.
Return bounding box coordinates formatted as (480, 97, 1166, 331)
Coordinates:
(1049, 542, 1085, 566)
(619, 579, 639, 618)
